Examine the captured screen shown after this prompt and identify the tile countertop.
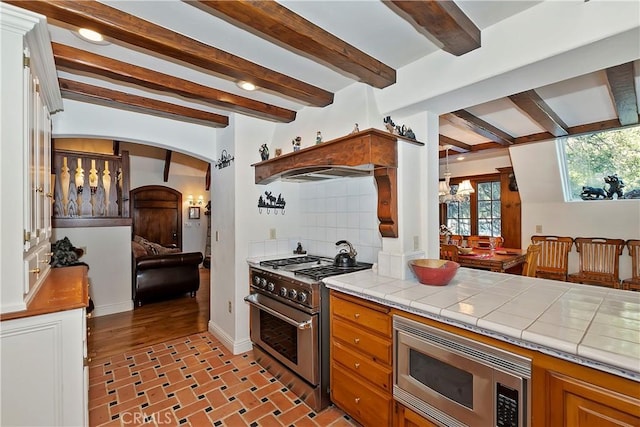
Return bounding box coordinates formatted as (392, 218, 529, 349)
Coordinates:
(323, 267, 640, 382)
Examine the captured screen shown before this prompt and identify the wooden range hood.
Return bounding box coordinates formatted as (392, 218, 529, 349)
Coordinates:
(253, 128, 423, 238)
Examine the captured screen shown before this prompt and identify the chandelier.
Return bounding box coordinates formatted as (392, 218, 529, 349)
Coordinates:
(439, 145, 474, 204)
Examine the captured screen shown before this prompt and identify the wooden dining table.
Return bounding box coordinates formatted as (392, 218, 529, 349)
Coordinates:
(456, 247, 526, 273)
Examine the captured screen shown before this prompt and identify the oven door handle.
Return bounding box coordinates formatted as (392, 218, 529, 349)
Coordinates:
(244, 294, 313, 330)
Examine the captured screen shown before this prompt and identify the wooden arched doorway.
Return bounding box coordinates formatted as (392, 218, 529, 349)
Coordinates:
(130, 185, 182, 249)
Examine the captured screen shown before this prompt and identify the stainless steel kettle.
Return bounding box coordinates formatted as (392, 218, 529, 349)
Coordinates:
(334, 240, 357, 267)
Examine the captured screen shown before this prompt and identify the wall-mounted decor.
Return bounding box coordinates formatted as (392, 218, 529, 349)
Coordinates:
(383, 116, 416, 140)
(258, 190, 286, 214)
(215, 149, 234, 169)
(188, 206, 201, 219)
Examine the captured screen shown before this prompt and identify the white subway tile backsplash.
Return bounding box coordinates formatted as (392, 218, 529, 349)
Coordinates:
(347, 197, 359, 212)
(277, 239, 290, 254)
(264, 240, 278, 255)
(249, 241, 265, 257)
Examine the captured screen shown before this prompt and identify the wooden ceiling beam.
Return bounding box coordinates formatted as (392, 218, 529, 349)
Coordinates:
(52, 43, 295, 123)
(384, 0, 480, 56)
(188, 0, 396, 89)
(8, 0, 333, 107)
(509, 90, 569, 137)
(443, 110, 514, 146)
(439, 135, 472, 152)
(164, 150, 172, 182)
(58, 78, 229, 128)
(605, 62, 639, 126)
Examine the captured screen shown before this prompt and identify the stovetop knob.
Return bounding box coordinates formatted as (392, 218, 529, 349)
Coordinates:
(267, 282, 275, 292)
(253, 276, 261, 286)
(279, 287, 287, 297)
(259, 278, 267, 288)
(297, 292, 307, 303)
(288, 289, 298, 300)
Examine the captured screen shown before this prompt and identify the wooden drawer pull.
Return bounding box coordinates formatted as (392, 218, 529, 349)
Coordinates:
(355, 397, 360, 404)
(354, 362, 360, 369)
(354, 338, 360, 344)
(354, 313, 360, 319)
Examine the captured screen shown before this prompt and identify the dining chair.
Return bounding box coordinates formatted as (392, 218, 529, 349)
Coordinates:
(449, 235, 464, 246)
(622, 239, 640, 291)
(522, 244, 542, 277)
(567, 237, 626, 289)
(440, 244, 459, 262)
(530, 235, 574, 281)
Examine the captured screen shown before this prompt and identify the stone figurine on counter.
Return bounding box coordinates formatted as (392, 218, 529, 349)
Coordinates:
(316, 131, 322, 145)
(351, 123, 359, 134)
(259, 143, 269, 161)
(292, 136, 302, 151)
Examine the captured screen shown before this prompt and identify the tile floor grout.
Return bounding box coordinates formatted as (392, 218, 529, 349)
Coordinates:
(89, 332, 358, 426)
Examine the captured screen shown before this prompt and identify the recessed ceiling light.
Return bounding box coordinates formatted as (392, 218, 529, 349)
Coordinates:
(237, 81, 257, 91)
(78, 28, 104, 42)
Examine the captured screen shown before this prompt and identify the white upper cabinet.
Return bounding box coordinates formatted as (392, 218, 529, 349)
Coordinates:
(1, 3, 63, 313)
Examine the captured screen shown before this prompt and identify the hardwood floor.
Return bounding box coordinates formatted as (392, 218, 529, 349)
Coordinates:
(88, 268, 210, 364)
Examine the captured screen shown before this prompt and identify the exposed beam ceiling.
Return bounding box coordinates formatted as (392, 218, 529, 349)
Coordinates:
(164, 150, 172, 182)
(444, 110, 515, 146)
(58, 79, 229, 128)
(187, 0, 396, 89)
(52, 43, 295, 123)
(384, 0, 481, 56)
(8, 0, 334, 107)
(509, 90, 569, 137)
(605, 62, 639, 126)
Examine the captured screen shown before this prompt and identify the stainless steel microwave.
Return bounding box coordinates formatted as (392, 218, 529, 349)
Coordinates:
(393, 315, 531, 427)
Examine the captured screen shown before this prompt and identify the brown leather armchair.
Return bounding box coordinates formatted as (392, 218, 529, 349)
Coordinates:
(133, 251, 203, 307)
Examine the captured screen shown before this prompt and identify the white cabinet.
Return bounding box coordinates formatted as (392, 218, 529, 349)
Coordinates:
(0, 308, 87, 427)
(0, 3, 63, 313)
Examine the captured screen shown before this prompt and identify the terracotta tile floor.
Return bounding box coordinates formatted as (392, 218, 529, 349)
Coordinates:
(89, 332, 357, 426)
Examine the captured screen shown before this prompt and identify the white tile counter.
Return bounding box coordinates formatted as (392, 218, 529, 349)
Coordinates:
(324, 267, 640, 382)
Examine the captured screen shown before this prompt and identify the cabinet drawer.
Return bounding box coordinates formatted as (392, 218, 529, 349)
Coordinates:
(332, 340, 391, 392)
(332, 318, 391, 364)
(331, 363, 392, 427)
(23, 251, 39, 295)
(332, 295, 391, 337)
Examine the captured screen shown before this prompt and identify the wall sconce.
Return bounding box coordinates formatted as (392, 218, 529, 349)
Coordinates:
(188, 195, 204, 206)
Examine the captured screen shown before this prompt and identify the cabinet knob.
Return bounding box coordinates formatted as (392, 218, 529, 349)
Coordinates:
(354, 362, 360, 369)
(354, 397, 360, 404)
(354, 313, 360, 319)
(29, 267, 40, 274)
(83, 357, 92, 367)
(354, 338, 360, 344)
(35, 186, 43, 193)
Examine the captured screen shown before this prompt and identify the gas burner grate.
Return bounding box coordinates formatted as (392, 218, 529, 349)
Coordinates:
(294, 263, 373, 281)
(259, 256, 321, 269)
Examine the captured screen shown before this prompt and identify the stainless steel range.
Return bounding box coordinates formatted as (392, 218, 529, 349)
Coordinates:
(245, 249, 372, 412)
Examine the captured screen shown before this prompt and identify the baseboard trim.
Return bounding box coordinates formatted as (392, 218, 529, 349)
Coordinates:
(93, 300, 133, 317)
(208, 321, 253, 355)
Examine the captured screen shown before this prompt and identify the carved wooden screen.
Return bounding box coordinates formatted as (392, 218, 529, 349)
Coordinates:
(52, 149, 130, 220)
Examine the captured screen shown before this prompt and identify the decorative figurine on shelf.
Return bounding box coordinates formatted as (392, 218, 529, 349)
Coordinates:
(259, 143, 269, 161)
(623, 189, 640, 199)
(292, 136, 302, 151)
(294, 242, 307, 254)
(351, 123, 360, 134)
(316, 131, 323, 145)
(383, 116, 396, 134)
(604, 174, 625, 199)
(275, 148, 282, 157)
(383, 116, 417, 140)
(580, 186, 607, 200)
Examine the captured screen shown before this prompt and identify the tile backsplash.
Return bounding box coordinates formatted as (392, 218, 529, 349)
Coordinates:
(248, 177, 382, 263)
(299, 177, 381, 263)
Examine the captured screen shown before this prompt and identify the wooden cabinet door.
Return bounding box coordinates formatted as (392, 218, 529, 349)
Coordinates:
(395, 403, 439, 427)
(548, 371, 640, 426)
(131, 185, 182, 248)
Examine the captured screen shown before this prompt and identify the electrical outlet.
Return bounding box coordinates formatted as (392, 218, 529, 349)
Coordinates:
(227, 301, 232, 313)
(269, 228, 276, 239)
(535, 225, 543, 233)
(413, 236, 420, 251)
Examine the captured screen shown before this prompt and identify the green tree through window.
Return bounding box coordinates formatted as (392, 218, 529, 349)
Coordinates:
(564, 126, 640, 200)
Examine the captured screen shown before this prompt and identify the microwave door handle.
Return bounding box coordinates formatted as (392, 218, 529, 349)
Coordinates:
(244, 295, 313, 330)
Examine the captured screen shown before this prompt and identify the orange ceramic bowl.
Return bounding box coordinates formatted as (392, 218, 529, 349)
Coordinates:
(408, 259, 460, 286)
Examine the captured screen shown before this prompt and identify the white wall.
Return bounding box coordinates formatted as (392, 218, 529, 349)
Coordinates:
(52, 227, 131, 316)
